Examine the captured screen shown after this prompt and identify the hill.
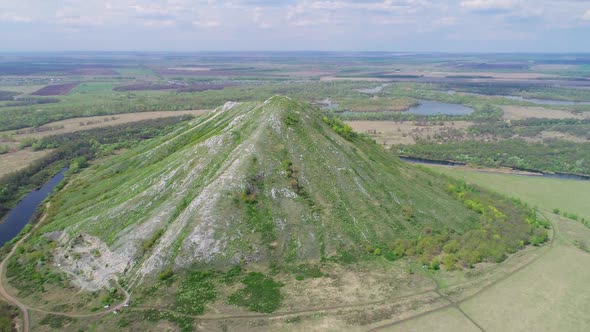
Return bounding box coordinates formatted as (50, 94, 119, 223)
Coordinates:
(5, 97, 547, 322)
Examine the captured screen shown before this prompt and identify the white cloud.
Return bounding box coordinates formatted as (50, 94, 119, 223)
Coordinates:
(434, 16, 457, 26)
(0, 13, 32, 23)
(461, 0, 519, 11)
(193, 20, 222, 28)
(144, 20, 176, 28)
(0, 0, 589, 51)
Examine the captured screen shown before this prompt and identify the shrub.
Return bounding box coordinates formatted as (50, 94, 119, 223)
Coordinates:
(158, 269, 174, 282)
(429, 258, 440, 270)
(322, 116, 357, 141)
(228, 272, 284, 313)
(442, 254, 458, 271)
(175, 271, 217, 315)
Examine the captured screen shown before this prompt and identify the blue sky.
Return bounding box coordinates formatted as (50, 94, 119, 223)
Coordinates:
(1, 0, 589, 52)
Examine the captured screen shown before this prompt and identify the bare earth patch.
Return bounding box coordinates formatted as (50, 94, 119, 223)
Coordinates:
(521, 130, 589, 143)
(0, 148, 53, 177)
(320, 76, 391, 82)
(501, 105, 586, 121)
(53, 233, 128, 291)
(382, 70, 557, 80)
(378, 307, 481, 332)
(347, 120, 473, 146)
(5, 110, 209, 141)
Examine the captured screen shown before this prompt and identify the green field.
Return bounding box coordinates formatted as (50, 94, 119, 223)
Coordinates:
(425, 166, 590, 222)
(370, 165, 590, 331)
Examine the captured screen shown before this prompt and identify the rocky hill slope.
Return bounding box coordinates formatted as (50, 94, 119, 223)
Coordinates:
(19, 96, 537, 290)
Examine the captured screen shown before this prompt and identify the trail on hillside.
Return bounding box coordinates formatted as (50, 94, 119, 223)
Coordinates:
(0, 210, 558, 330)
(0, 202, 130, 331)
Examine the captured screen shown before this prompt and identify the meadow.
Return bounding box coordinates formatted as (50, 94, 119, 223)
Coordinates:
(425, 165, 590, 222)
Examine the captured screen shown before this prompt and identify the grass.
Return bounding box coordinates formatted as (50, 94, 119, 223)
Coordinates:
(370, 173, 590, 331)
(383, 307, 481, 332)
(69, 82, 117, 94)
(228, 272, 284, 313)
(425, 166, 590, 222)
(38, 314, 75, 329)
(460, 214, 590, 331)
(175, 271, 217, 315)
(8, 97, 555, 328)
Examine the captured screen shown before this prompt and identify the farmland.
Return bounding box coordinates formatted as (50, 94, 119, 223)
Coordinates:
(423, 165, 590, 224)
(31, 83, 80, 96)
(0, 52, 589, 331)
(365, 164, 590, 331)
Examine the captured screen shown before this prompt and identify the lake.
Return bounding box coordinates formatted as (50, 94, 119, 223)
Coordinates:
(0, 168, 67, 247)
(407, 100, 474, 116)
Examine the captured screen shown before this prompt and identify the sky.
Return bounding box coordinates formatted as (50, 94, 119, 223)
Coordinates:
(0, 0, 589, 52)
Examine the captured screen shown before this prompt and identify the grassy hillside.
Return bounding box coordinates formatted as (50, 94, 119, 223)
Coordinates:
(6, 97, 547, 320)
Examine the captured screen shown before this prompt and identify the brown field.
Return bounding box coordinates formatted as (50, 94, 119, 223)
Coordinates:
(283, 70, 338, 77)
(530, 64, 578, 71)
(501, 105, 587, 120)
(522, 130, 589, 143)
(68, 68, 118, 75)
(347, 120, 473, 146)
(0, 110, 208, 177)
(166, 67, 211, 71)
(0, 149, 52, 178)
(113, 82, 234, 92)
(387, 71, 557, 80)
(0, 85, 47, 94)
(5, 110, 208, 141)
(31, 82, 80, 96)
(320, 76, 391, 82)
(155, 68, 235, 77)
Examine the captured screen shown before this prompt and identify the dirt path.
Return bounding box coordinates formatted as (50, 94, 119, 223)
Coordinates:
(367, 210, 557, 331)
(0, 202, 56, 332)
(0, 237, 30, 332)
(0, 202, 130, 330)
(0, 206, 558, 331)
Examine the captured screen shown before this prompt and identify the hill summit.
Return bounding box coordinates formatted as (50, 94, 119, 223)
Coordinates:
(36, 96, 503, 288)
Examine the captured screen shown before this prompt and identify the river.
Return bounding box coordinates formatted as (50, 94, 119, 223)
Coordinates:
(0, 168, 67, 247)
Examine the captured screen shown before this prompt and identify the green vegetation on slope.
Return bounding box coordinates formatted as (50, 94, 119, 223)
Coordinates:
(0, 115, 193, 221)
(8, 96, 547, 317)
(228, 272, 284, 313)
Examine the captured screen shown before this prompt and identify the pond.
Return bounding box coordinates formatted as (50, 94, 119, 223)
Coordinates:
(406, 100, 474, 116)
(0, 168, 67, 247)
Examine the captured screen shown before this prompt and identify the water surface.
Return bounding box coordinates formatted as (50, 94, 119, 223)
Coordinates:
(407, 100, 474, 116)
(0, 168, 67, 247)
